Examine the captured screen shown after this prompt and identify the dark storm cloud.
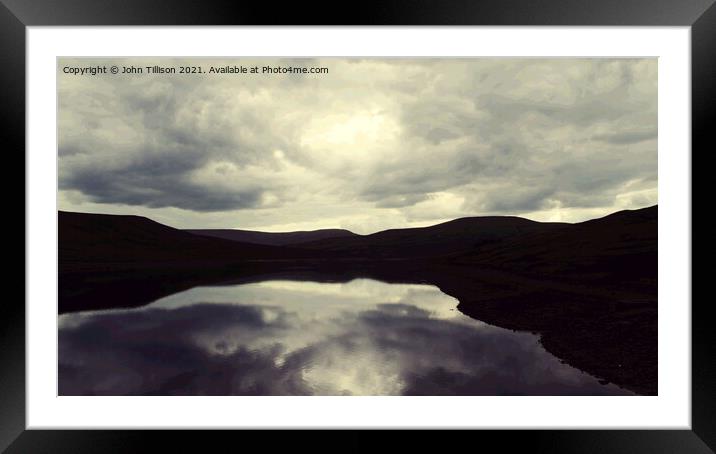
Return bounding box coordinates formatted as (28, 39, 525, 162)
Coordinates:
(58, 135, 267, 212)
(59, 59, 305, 212)
(61, 167, 264, 211)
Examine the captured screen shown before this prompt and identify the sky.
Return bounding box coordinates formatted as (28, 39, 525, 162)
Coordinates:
(58, 58, 657, 234)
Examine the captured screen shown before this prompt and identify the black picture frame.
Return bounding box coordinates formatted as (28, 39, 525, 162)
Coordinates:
(4, 0, 714, 452)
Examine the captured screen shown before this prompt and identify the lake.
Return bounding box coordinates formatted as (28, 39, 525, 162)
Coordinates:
(58, 278, 631, 395)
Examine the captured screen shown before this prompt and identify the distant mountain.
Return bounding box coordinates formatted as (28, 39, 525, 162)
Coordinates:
(186, 228, 357, 246)
(292, 216, 568, 258)
(59, 211, 327, 269)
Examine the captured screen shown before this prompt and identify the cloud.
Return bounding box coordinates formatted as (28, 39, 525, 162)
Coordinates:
(591, 128, 657, 145)
(58, 58, 657, 232)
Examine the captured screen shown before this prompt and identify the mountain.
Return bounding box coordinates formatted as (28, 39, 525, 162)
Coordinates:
(60, 206, 656, 270)
(59, 211, 327, 269)
(452, 205, 657, 287)
(185, 228, 357, 246)
(292, 216, 568, 258)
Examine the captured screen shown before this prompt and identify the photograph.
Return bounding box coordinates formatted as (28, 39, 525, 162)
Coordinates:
(57, 57, 658, 397)
(4, 0, 710, 447)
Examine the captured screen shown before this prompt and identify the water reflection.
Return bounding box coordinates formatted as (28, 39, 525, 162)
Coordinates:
(58, 279, 631, 395)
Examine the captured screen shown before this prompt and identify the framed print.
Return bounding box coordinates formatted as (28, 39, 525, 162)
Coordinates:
(5, 0, 714, 452)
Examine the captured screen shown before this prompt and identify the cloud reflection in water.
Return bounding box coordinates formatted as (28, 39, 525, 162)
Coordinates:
(59, 279, 631, 395)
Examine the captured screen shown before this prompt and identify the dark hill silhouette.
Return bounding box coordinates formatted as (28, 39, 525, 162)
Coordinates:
(452, 205, 657, 290)
(186, 228, 357, 246)
(59, 207, 656, 275)
(293, 216, 567, 258)
(59, 211, 328, 268)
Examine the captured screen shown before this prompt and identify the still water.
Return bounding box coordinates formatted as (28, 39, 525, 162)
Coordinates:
(58, 279, 630, 395)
